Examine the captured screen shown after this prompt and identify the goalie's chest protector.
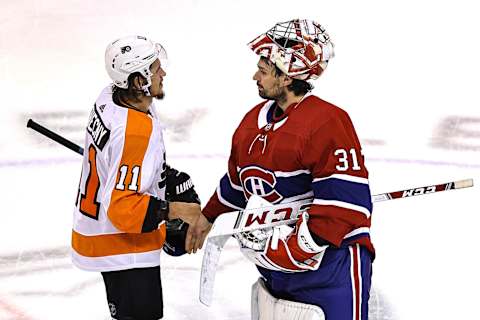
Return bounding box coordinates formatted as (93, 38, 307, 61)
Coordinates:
(233, 96, 346, 203)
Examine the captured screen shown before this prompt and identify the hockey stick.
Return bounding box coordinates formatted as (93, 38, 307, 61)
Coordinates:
(199, 179, 474, 306)
(25, 120, 475, 235)
(207, 179, 474, 238)
(26, 119, 84, 156)
(25, 119, 475, 305)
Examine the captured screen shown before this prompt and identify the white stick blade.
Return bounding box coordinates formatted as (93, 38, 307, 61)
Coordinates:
(207, 212, 240, 238)
(199, 236, 229, 306)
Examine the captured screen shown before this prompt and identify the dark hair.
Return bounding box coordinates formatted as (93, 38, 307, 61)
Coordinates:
(112, 72, 146, 104)
(266, 58, 313, 96)
(287, 78, 313, 96)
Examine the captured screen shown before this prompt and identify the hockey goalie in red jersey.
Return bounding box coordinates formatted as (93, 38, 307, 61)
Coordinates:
(189, 19, 373, 320)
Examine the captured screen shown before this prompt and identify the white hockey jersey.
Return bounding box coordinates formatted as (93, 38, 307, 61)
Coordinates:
(72, 86, 167, 272)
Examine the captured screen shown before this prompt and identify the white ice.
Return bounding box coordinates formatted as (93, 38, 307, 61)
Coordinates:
(1, 0, 479, 319)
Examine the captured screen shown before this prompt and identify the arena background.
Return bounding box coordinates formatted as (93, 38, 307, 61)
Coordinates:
(1, 0, 479, 319)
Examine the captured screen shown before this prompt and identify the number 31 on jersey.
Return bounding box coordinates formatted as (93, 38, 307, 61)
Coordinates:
(334, 148, 363, 171)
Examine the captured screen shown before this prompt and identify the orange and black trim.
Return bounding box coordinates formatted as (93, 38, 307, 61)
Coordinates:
(72, 224, 166, 258)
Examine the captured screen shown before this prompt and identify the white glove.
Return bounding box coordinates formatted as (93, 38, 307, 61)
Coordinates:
(236, 213, 328, 273)
(235, 228, 274, 252)
(235, 195, 278, 252)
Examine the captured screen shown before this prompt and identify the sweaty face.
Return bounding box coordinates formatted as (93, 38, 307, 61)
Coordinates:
(149, 59, 166, 99)
(252, 58, 286, 101)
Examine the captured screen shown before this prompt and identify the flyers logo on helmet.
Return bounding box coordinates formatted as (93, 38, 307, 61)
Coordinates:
(239, 166, 283, 203)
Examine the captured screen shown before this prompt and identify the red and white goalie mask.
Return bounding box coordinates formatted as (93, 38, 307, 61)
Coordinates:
(248, 19, 335, 81)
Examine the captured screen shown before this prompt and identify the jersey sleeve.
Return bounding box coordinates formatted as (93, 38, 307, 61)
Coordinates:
(105, 110, 166, 233)
(301, 110, 372, 247)
(202, 130, 247, 222)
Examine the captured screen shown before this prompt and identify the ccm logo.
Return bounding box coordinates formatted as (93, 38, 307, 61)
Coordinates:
(402, 186, 436, 197)
(244, 208, 293, 227)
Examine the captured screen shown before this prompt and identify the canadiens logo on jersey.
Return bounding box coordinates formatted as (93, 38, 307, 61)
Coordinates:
(239, 166, 283, 203)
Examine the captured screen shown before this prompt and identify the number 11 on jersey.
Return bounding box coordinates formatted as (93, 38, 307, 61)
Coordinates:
(77, 145, 101, 220)
(75, 144, 141, 220)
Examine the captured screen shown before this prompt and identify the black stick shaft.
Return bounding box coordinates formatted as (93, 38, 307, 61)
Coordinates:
(26, 119, 84, 155)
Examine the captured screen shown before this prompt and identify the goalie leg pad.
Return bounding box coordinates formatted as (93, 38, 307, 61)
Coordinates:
(251, 278, 325, 320)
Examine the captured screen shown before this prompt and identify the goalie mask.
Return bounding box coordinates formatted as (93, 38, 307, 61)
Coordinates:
(105, 35, 167, 95)
(248, 19, 334, 81)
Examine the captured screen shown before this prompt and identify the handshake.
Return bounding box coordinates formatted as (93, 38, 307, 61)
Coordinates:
(162, 165, 202, 256)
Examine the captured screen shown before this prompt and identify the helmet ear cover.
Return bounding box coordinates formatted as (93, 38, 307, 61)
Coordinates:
(248, 19, 334, 81)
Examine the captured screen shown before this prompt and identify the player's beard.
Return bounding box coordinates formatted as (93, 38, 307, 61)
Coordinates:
(154, 84, 165, 100)
(154, 92, 165, 100)
(258, 85, 286, 103)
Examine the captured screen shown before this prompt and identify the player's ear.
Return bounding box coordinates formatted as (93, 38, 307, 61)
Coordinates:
(132, 74, 146, 90)
(281, 74, 293, 87)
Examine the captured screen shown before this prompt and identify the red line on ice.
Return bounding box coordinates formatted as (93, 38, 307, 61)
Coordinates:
(0, 296, 35, 320)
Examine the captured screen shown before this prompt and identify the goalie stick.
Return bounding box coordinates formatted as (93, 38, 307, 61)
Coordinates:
(207, 179, 473, 238)
(199, 178, 474, 306)
(25, 119, 475, 305)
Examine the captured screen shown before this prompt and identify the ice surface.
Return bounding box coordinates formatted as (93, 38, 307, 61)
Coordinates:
(1, 0, 479, 319)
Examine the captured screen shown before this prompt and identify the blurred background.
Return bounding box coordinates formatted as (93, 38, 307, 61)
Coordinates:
(0, 0, 479, 319)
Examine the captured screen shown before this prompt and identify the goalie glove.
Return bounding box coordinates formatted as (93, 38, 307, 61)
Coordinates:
(235, 228, 274, 252)
(236, 212, 328, 272)
(163, 165, 200, 256)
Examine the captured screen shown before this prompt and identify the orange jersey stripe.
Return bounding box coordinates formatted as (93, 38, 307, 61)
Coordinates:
(72, 224, 166, 257)
(108, 109, 153, 233)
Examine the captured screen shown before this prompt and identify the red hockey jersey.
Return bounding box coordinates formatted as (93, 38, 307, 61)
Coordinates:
(203, 95, 374, 254)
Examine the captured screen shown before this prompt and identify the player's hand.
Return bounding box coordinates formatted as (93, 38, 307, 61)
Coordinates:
(168, 202, 201, 225)
(186, 213, 212, 254)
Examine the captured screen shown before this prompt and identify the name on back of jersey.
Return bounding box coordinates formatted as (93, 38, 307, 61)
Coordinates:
(87, 105, 110, 151)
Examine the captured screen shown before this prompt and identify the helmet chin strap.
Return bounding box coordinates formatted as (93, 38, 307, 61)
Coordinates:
(141, 70, 153, 97)
(141, 80, 152, 96)
(142, 74, 152, 97)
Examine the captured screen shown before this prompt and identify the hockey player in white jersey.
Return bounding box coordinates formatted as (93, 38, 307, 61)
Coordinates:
(72, 35, 202, 320)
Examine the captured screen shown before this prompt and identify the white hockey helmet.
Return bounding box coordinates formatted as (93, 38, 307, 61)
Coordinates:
(105, 35, 167, 93)
(248, 19, 334, 81)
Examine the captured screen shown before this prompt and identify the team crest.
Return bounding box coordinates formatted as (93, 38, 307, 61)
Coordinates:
(121, 45, 131, 54)
(239, 166, 283, 203)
